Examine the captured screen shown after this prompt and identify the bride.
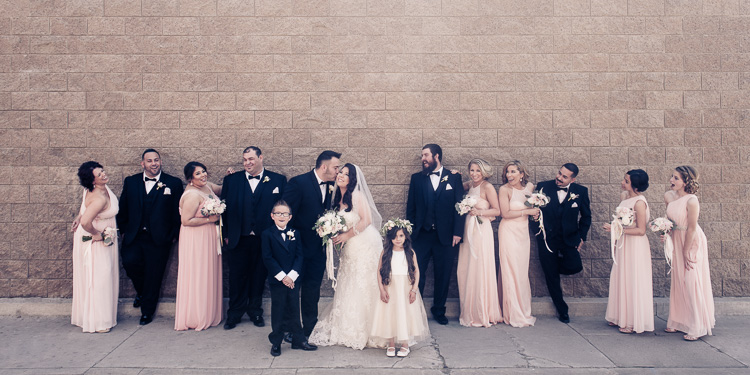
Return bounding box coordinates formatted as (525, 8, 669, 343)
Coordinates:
(308, 163, 383, 350)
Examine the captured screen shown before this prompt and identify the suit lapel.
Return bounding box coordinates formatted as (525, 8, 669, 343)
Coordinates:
(252, 173, 266, 202)
(435, 170, 449, 198)
(309, 171, 325, 208)
(274, 229, 289, 250)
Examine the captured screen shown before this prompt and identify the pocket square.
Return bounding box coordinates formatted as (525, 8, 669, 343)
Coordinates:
(446, 184, 453, 191)
(272, 187, 279, 194)
(163, 187, 171, 195)
(571, 202, 578, 208)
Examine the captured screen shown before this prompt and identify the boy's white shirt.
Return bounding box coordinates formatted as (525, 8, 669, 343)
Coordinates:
(273, 224, 299, 282)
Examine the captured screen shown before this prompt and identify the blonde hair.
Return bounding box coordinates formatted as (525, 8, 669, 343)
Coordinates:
(675, 165, 700, 194)
(467, 158, 493, 179)
(501, 160, 530, 186)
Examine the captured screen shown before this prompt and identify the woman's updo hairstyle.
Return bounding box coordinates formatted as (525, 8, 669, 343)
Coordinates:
(78, 161, 103, 192)
(626, 169, 649, 193)
(184, 161, 207, 181)
(675, 165, 700, 194)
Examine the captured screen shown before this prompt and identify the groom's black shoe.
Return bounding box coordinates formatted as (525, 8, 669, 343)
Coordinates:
(284, 332, 293, 343)
(270, 345, 281, 357)
(224, 318, 239, 330)
(291, 341, 317, 351)
(434, 314, 449, 325)
(558, 313, 570, 324)
(139, 315, 153, 325)
(133, 295, 142, 308)
(250, 315, 265, 327)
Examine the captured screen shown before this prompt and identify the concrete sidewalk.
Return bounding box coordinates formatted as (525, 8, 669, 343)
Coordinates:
(1, 298, 749, 374)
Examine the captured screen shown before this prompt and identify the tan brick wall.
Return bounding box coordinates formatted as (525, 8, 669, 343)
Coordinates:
(1, 0, 749, 299)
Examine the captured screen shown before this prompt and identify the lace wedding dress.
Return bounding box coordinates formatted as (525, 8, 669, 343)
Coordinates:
(309, 190, 383, 350)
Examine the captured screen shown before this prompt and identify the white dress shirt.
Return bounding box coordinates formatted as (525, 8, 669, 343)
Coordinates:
(143, 172, 161, 194)
(557, 185, 570, 204)
(246, 169, 264, 193)
(429, 167, 444, 191)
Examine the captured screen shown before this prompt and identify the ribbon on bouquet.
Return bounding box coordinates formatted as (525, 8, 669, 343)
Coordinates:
(663, 234, 674, 273)
(534, 211, 553, 253)
(325, 239, 337, 290)
(215, 216, 223, 256)
(610, 218, 624, 265)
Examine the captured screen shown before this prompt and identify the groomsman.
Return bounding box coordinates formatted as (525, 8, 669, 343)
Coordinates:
(406, 144, 464, 325)
(221, 146, 287, 330)
(531, 163, 591, 323)
(117, 149, 184, 325)
(283, 150, 340, 337)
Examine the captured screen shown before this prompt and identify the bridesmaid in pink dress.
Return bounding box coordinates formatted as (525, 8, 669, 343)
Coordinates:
(497, 160, 538, 327)
(457, 158, 502, 327)
(175, 162, 223, 331)
(71, 161, 119, 333)
(664, 166, 715, 341)
(603, 169, 654, 334)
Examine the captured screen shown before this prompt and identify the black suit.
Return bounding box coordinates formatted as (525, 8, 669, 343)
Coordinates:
(261, 226, 304, 346)
(116, 172, 184, 317)
(530, 180, 592, 317)
(283, 170, 333, 336)
(406, 168, 464, 317)
(221, 169, 286, 322)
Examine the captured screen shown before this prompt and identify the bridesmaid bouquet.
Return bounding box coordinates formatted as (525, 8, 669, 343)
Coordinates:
(314, 210, 349, 290)
(455, 195, 483, 224)
(649, 217, 675, 270)
(201, 196, 226, 256)
(525, 189, 552, 252)
(610, 207, 635, 263)
(82, 227, 118, 247)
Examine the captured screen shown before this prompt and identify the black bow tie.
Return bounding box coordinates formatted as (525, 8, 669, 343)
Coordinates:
(248, 175, 261, 180)
(557, 186, 569, 192)
(320, 181, 332, 186)
(428, 171, 440, 176)
(145, 177, 156, 182)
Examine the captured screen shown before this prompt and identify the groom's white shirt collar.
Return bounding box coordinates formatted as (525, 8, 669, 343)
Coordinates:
(313, 169, 324, 185)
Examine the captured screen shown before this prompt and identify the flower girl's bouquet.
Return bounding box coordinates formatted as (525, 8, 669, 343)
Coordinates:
(455, 195, 483, 224)
(609, 207, 635, 263)
(649, 217, 675, 270)
(314, 210, 349, 289)
(82, 227, 118, 246)
(201, 195, 226, 255)
(525, 189, 552, 252)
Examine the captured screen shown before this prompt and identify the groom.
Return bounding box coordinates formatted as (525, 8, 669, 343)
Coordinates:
(531, 163, 591, 323)
(117, 149, 183, 325)
(406, 144, 464, 325)
(283, 150, 341, 337)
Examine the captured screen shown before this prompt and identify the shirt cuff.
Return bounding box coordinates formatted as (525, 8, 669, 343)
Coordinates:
(274, 271, 287, 281)
(288, 270, 299, 282)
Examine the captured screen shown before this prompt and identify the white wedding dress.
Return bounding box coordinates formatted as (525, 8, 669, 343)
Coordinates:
(309, 188, 383, 350)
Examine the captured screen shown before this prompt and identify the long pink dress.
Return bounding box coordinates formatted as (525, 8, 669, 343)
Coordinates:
(457, 183, 502, 327)
(71, 186, 119, 333)
(666, 194, 715, 338)
(498, 184, 536, 327)
(174, 189, 223, 331)
(605, 195, 654, 333)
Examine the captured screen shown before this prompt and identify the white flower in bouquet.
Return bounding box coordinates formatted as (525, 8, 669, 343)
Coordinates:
(649, 217, 674, 234)
(524, 189, 551, 209)
(456, 195, 483, 224)
(614, 206, 634, 226)
(201, 196, 227, 217)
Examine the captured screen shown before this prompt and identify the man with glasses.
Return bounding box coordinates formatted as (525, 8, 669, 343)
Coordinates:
(221, 146, 287, 330)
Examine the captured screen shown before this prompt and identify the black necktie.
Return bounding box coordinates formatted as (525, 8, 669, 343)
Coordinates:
(145, 177, 156, 182)
(248, 175, 260, 180)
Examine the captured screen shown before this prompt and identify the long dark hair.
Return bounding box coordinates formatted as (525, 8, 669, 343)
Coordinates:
(379, 227, 416, 287)
(333, 163, 357, 213)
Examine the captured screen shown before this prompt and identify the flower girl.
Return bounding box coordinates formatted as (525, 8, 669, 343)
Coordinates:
(369, 219, 430, 357)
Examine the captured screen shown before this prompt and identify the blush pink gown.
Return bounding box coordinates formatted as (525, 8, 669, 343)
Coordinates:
(71, 186, 119, 333)
(605, 195, 654, 333)
(498, 184, 536, 327)
(457, 183, 502, 327)
(174, 189, 223, 331)
(666, 194, 715, 338)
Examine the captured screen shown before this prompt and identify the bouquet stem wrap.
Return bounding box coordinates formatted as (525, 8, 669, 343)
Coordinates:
(610, 219, 624, 264)
(325, 239, 337, 290)
(664, 235, 674, 272)
(535, 211, 553, 253)
(216, 216, 223, 256)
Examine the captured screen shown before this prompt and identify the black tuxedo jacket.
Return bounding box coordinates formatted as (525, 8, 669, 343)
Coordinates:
(283, 170, 331, 259)
(261, 227, 303, 286)
(530, 180, 592, 248)
(221, 169, 286, 249)
(117, 172, 184, 247)
(406, 169, 465, 247)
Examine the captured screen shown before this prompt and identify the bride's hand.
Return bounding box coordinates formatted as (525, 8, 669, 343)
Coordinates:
(331, 230, 354, 245)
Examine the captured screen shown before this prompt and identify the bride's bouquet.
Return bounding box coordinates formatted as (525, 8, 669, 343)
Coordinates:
(82, 227, 117, 247)
(650, 217, 675, 270)
(609, 207, 635, 263)
(525, 189, 552, 252)
(455, 195, 482, 224)
(314, 210, 349, 289)
(201, 195, 226, 255)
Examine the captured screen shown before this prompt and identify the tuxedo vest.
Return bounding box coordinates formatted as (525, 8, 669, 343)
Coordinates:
(423, 183, 438, 231)
(139, 188, 158, 231)
(241, 179, 256, 235)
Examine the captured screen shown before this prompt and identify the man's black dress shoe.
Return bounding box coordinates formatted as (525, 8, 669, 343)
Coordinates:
(284, 332, 293, 343)
(270, 345, 281, 357)
(250, 315, 265, 327)
(291, 341, 317, 351)
(434, 314, 449, 325)
(223, 318, 238, 330)
(558, 313, 570, 324)
(133, 295, 142, 308)
(139, 315, 153, 325)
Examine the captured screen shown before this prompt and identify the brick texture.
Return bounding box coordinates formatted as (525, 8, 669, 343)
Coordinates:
(1, 1, 748, 299)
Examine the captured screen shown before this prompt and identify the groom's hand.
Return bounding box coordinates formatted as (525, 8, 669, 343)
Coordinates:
(577, 240, 584, 252)
(452, 236, 461, 247)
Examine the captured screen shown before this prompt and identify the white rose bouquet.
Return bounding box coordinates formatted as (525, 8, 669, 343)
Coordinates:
(314, 210, 348, 289)
(650, 217, 675, 270)
(455, 195, 482, 224)
(609, 206, 635, 263)
(525, 188, 552, 252)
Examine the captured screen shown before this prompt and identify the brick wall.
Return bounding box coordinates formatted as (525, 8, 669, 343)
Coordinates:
(1, 0, 749, 300)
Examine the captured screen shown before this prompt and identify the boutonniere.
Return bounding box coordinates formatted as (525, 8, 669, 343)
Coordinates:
(286, 230, 295, 241)
(329, 184, 335, 193)
(262, 176, 270, 183)
(568, 193, 579, 202)
(441, 176, 448, 183)
(155, 181, 166, 190)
